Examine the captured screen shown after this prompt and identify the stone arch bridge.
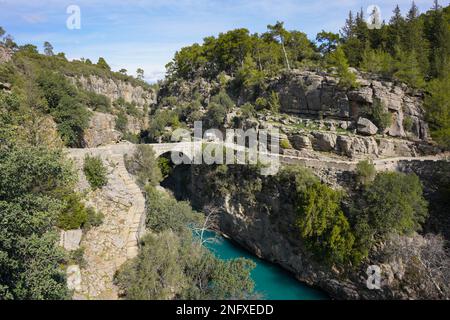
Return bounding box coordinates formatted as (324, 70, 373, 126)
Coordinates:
(67, 141, 449, 173)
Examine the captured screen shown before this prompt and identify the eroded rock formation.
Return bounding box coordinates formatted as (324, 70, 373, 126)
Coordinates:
(270, 70, 429, 140)
(70, 75, 156, 108)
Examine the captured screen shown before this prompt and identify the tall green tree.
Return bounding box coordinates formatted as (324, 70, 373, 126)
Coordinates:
(0, 146, 75, 300)
(43, 41, 54, 56)
(96, 57, 110, 70)
(341, 11, 356, 40)
(136, 68, 144, 80)
(394, 47, 426, 88)
(425, 0, 450, 78)
(295, 180, 355, 264)
(267, 21, 291, 70)
(387, 5, 406, 54)
(316, 31, 340, 55)
(352, 172, 428, 241)
(328, 46, 358, 88)
(403, 2, 429, 74)
(424, 74, 450, 148)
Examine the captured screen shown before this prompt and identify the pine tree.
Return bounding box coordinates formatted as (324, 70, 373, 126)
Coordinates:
(355, 8, 370, 43)
(425, 73, 450, 148)
(96, 57, 110, 70)
(43, 41, 54, 56)
(341, 11, 356, 40)
(136, 68, 145, 80)
(341, 9, 369, 66)
(360, 47, 394, 77)
(388, 5, 406, 54)
(328, 46, 358, 88)
(403, 2, 429, 75)
(426, 0, 450, 78)
(267, 21, 291, 70)
(394, 47, 425, 88)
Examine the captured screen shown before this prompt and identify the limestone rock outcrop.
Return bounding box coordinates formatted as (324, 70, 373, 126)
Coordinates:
(67, 265, 82, 292)
(287, 130, 435, 159)
(60, 229, 83, 251)
(311, 132, 337, 152)
(268, 70, 429, 141)
(357, 117, 378, 136)
(69, 75, 156, 108)
(0, 45, 12, 64)
(82, 111, 122, 147)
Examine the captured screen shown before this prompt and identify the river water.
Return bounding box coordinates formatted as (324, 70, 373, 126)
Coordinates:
(202, 231, 328, 300)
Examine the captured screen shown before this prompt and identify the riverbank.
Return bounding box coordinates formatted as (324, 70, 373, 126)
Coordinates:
(202, 230, 328, 300)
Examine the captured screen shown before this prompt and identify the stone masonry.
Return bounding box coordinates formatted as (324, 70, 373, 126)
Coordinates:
(67, 147, 146, 300)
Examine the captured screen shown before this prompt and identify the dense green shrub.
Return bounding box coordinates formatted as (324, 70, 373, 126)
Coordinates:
(83, 155, 108, 190)
(368, 99, 392, 132)
(424, 75, 450, 149)
(36, 70, 91, 147)
(0, 146, 74, 299)
(81, 91, 111, 113)
(360, 48, 394, 77)
(115, 185, 257, 300)
(57, 193, 89, 230)
(158, 157, 172, 177)
(115, 111, 128, 133)
(403, 116, 414, 132)
(115, 231, 256, 300)
(114, 98, 142, 117)
(268, 91, 281, 113)
(255, 97, 268, 111)
(147, 109, 180, 142)
(355, 160, 376, 187)
(84, 207, 104, 229)
(204, 102, 227, 129)
(352, 172, 428, 245)
(327, 46, 358, 89)
(122, 132, 140, 144)
(125, 145, 162, 187)
(145, 186, 202, 233)
(280, 139, 292, 149)
(295, 180, 355, 264)
(69, 247, 86, 268)
(57, 193, 104, 230)
(240, 102, 256, 118)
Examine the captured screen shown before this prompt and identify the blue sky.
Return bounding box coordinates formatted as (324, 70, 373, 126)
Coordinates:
(1, 0, 448, 82)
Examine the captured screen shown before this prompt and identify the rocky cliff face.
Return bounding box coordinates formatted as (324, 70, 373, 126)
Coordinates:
(0, 45, 12, 64)
(160, 70, 430, 145)
(70, 75, 156, 108)
(81, 111, 150, 148)
(270, 70, 429, 140)
(67, 75, 155, 147)
(287, 130, 438, 159)
(82, 111, 122, 148)
(167, 164, 448, 300)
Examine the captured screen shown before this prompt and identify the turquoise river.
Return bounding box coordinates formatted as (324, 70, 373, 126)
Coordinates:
(203, 231, 328, 300)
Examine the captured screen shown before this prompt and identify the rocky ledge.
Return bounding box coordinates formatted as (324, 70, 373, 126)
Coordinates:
(270, 70, 429, 140)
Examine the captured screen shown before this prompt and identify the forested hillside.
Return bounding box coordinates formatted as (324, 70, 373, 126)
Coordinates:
(160, 2, 450, 148)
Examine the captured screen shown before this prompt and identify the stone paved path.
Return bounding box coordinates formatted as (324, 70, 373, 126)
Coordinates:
(67, 148, 145, 300)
